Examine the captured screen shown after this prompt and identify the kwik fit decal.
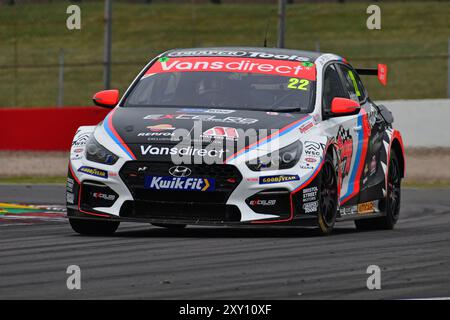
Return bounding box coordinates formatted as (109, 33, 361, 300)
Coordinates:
(144, 175, 215, 192)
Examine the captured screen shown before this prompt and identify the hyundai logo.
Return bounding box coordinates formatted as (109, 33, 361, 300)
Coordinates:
(169, 166, 192, 177)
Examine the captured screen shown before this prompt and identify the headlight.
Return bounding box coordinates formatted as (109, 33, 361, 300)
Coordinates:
(85, 136, 119, 165)
(246, 141, 302, 171)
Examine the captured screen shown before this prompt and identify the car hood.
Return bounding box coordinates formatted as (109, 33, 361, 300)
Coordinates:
(106, 106, 311, 161)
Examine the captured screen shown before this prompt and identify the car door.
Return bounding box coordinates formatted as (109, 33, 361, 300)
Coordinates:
(322, 63, 360, 206)
(335, 63, 375, 205)
(338, 64, 387, 202)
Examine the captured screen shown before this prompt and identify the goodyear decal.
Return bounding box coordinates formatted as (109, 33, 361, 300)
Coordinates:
(144, 176, 215, 192)
(259, 175, 300, 184)
(78, 166, 108, 179)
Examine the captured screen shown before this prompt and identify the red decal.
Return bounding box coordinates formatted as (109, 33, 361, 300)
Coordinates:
(378, 64, 387, 86)
(147, 57, 316, 80)
(203, 126, 239, 139)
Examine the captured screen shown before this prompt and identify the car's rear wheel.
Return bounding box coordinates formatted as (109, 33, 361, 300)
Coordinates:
(151, 223, 187, 229)
(69, 218, 120, 236)
(317, 153, 338, 235)
(355, 151, 401, 231)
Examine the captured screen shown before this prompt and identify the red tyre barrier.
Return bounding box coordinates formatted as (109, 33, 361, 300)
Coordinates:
(0, 107, 110, 151)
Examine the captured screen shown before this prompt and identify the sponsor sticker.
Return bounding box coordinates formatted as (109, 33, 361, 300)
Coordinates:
(166, 50, 312, 62)
(259, 175, 300, 184)
(147, 124, 176, 131)
(302, 186, 318, 203)
(202, 126, 239, 140)
(304, 141, 324, 157)
(144, 176, 215, 192)
(72, 133, 90, 147)
(66, 193, 74, 204)
(303, 201, 318, 214)
(299, 122, 314, 133)
(143, 114, 258, 125)
(340, 205, 358, 216)
(92, 192, 116, 201)
(358, 201, 375, 214)
(336, 126, 353, 178)
(178, 108, 235, 114)
(71, 153, 83, 160)
(77, 166, 108, 179)
(370, 155, 377, 175)
(66, 178, 74, 193)
(249, 199, 276, 206)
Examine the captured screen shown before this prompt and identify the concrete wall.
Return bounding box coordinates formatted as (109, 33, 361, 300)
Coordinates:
(377, 99, 450, 148)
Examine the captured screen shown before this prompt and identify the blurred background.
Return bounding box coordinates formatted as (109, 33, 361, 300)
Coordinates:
(0, 0, 449, 185)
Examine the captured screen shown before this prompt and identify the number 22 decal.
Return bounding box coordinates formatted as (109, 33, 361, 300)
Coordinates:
(288, 78, 310, 90)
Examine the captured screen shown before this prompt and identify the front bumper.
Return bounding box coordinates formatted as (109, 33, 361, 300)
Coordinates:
(67, 160, 321, 226)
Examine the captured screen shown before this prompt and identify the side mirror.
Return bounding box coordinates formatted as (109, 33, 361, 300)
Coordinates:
(331, 97, 360, 116)
(92, 90, 119, 108)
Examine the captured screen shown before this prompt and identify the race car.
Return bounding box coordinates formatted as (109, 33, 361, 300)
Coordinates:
(66, 47, 405, 235)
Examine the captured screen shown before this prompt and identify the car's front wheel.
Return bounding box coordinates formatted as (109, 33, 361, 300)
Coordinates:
(69, 218, 120, 236)
(317, 153, 338, 235)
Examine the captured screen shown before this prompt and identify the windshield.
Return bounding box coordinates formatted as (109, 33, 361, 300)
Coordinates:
(123, 56, 316, 112)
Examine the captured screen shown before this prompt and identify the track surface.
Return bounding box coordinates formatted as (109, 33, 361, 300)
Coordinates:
(0, 185, 449, 299)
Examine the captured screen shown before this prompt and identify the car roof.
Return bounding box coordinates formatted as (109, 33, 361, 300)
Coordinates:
(162, 47, 325, 62)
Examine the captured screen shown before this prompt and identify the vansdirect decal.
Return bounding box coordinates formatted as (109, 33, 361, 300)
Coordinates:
(259, 175, 300, 184)
(144, 176, 215, 192)
(147, 57, 316, 79)
(140, 145, 226, 158)
(77, 166, 108, 179)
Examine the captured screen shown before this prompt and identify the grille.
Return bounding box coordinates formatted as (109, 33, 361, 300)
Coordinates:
(119, 161, 242, 205)
(120, 200, 241, 223)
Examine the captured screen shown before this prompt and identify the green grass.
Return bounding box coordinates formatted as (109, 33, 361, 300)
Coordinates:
(0, 1, 449, 107)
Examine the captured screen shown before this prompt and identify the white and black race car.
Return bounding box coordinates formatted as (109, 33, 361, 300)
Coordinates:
(67, 47, 405, 235)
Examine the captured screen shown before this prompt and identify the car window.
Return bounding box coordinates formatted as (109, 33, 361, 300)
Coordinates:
(353, 71, 368, 102)
(338, 64, 367, 103)
(322, 64, 349, 113)
(124, 57, 317, 113)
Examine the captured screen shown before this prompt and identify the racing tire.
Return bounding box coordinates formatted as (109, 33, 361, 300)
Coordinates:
(355, 151, 401, 231)
(69, 218, 120, 236)
(317, 153, 338, 235)
(151, 223, 187, 229)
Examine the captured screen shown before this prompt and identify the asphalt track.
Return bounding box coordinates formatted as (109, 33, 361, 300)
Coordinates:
(0, 184, 449, 300)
